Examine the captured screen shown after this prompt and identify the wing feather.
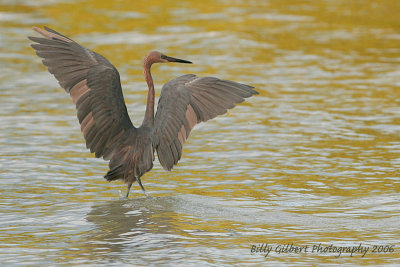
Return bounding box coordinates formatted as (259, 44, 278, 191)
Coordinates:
(29, 27, 141, 181)
(154, 75, 257, 170)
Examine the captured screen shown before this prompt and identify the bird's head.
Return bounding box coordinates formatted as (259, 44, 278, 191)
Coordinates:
(145, 51, 192, 66)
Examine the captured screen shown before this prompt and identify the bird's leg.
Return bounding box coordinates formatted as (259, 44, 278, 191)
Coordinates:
(137, 176, 148, 196)
(126, 182, 133, 198)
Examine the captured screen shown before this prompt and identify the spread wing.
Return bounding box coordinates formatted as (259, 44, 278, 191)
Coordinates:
(153, 74, 258, 170)
(29, 26, 137, 178)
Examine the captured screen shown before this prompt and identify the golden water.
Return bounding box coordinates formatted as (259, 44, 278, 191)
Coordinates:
(1, 0, 399, 265)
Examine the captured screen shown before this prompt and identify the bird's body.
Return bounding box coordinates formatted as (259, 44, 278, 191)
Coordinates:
(29, 26, 258, 197)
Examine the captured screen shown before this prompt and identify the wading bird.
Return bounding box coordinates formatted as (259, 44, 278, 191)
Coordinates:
(29, 26, 258, 197)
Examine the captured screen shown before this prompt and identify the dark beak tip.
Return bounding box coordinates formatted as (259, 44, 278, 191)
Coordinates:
(175, 59, 192, 64)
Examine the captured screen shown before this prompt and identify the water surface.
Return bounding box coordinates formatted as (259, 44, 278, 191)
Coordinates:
(1, 0, 400, 265)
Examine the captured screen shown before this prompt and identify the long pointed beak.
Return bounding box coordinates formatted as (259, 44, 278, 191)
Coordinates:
(163, 55, 192, 64)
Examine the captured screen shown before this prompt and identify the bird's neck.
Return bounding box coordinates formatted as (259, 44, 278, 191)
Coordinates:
(142, 64, 155, 126)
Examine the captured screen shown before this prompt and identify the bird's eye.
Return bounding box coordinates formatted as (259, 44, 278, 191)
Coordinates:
(160, 54, 167, 59)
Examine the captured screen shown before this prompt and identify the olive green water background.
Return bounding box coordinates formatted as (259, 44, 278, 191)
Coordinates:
(1, 0, 400, 265)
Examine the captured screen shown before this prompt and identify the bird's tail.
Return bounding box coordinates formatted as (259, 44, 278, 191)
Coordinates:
(104, 165, 123, 181)
(104, 142, 154, 183)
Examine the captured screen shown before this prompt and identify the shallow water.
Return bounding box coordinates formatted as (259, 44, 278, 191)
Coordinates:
(1, 0, 400, 265)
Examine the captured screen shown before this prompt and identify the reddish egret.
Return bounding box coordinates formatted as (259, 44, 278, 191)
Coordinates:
(29, 26, 258, 197)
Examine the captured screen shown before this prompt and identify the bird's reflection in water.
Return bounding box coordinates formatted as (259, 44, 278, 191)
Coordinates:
(85, 196, 194, 259)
